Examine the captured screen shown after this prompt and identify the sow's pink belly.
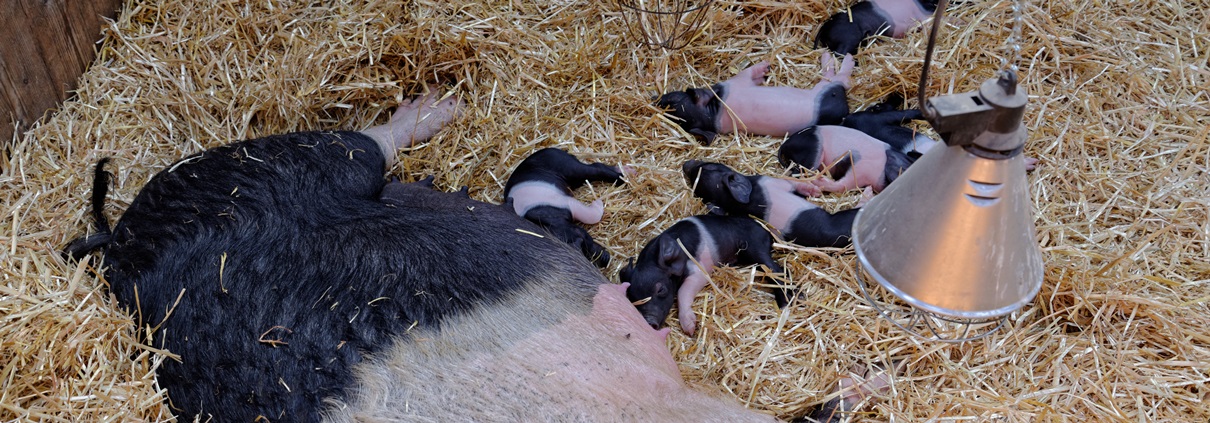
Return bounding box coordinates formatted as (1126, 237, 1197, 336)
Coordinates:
(329, 283, 778, 422)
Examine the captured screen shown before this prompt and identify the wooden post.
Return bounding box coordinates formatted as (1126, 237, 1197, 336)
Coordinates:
(0, 0, 122, 146)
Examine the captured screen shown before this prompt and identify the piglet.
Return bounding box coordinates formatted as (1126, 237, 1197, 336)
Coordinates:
(619, 215, 786, 336)
(504, 147, 627, 267)
(815, 0, 938, 55)
(683, 160, 859, 248)
(655, 54, 855, 145)
(798, 97, 1036, 191)
(803, 361, 905, 423)
(777, 125, 917, 194)
(841, 93, 938, 157)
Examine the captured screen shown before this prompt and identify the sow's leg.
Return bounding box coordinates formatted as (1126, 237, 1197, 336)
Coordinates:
(360, 86, 462, 165)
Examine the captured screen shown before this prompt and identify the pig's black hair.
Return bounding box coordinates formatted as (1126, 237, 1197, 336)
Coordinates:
(777, 126, 824, 175)
(815, 0, 941, 55)
(97, 131, 602, 422)
(63, 158, 115, 261)
(815, 82, 851, 126)
(813, 1, 887, 56)
(882, 148, 916, 187)
(683, 161, 757, 214)
(842, 94, 924, 153)
(787, 207, 859, 248)
(655, 84, 724, 144)
(523, 205, 611, 268)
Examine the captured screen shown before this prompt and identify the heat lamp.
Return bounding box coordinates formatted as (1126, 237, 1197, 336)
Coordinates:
(851, 0, 1044, 342)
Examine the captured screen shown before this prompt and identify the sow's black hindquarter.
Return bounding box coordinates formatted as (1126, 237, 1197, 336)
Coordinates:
(101, 131, 592, 422)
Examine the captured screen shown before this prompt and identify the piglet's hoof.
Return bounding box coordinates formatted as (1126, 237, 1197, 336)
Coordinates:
(573, 199, 605, 225)
(820, 54, 855, 88)
(679, 308, 697, 336)
(739, 61, 771, 85)
(857, 187, 875, 207)
(618, 164, 637, 179)
(803, 361, 901, 422)
(1024, 156, 1039, 171)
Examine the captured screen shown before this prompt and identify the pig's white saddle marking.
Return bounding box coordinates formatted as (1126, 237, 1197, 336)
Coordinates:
(507, 181, 604, 225)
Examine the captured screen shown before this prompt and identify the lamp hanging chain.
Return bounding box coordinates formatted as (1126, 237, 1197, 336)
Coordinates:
(1000, 0, 1026, 74)
(916, 0, 949, 115)
(918, 0, 1028, 116)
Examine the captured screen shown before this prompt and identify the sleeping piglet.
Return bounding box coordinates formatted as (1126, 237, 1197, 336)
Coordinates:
(683, 160, 859, 248)
(655, 54, 855, 145)
(619, 215, 787, 336)
(777, 125, 916, 194)
(840, 93, 938, 156)
(793, 98, 1036, 194)
(815, 0, 939, 55)
(504, 147, 627, 267)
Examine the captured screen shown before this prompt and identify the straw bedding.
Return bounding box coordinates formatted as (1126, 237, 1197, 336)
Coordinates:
(2, 0, 1207, 420)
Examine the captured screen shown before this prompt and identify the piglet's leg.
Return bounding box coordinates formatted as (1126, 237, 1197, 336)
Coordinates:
(811, 172, 860, 194)
(784, 178, 823, 197)
(360, 86, 463, 165)
(677, 272, 710, 336)
(857, 187, 875, 207)
(809, 362, 901, 422)
(819, 54, 855, 89)
(1024, 156, 1039, 171)
(725, 61, 770, 87)
(566, 198, 606, 225)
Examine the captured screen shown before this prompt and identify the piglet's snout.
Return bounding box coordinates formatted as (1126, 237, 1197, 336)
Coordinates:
(645, 317, 662, 330)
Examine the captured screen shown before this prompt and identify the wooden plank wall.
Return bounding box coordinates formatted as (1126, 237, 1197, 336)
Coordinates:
(1, 0, 122, 146)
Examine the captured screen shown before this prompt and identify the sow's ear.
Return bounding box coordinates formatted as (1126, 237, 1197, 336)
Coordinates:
(657, 236, 687, 278)
(725, 173, 752, 204)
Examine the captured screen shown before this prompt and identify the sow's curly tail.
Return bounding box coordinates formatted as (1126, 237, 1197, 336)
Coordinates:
(64, 158, 114, 261)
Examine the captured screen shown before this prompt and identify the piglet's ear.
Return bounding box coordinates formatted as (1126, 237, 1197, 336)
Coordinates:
(689, 128, 717, 145)
(618, 258, 636, 283)
(657, 236, 687, 278)
(725, 173, 752, 204)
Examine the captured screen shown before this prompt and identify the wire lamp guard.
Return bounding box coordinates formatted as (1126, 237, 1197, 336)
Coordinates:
(617, 0, 715, 50)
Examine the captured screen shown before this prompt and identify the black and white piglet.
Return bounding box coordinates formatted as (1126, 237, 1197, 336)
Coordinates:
(683, 160, 859, 248)
(777, 125, 918, 194)
(840, 93, 937, 156)
(655, 54, 855, 145)
(815, 0, 939, 55)
(619, 215, 787, 336)
(504, 147, 628, 267)
(781, 96, 1036, 194)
